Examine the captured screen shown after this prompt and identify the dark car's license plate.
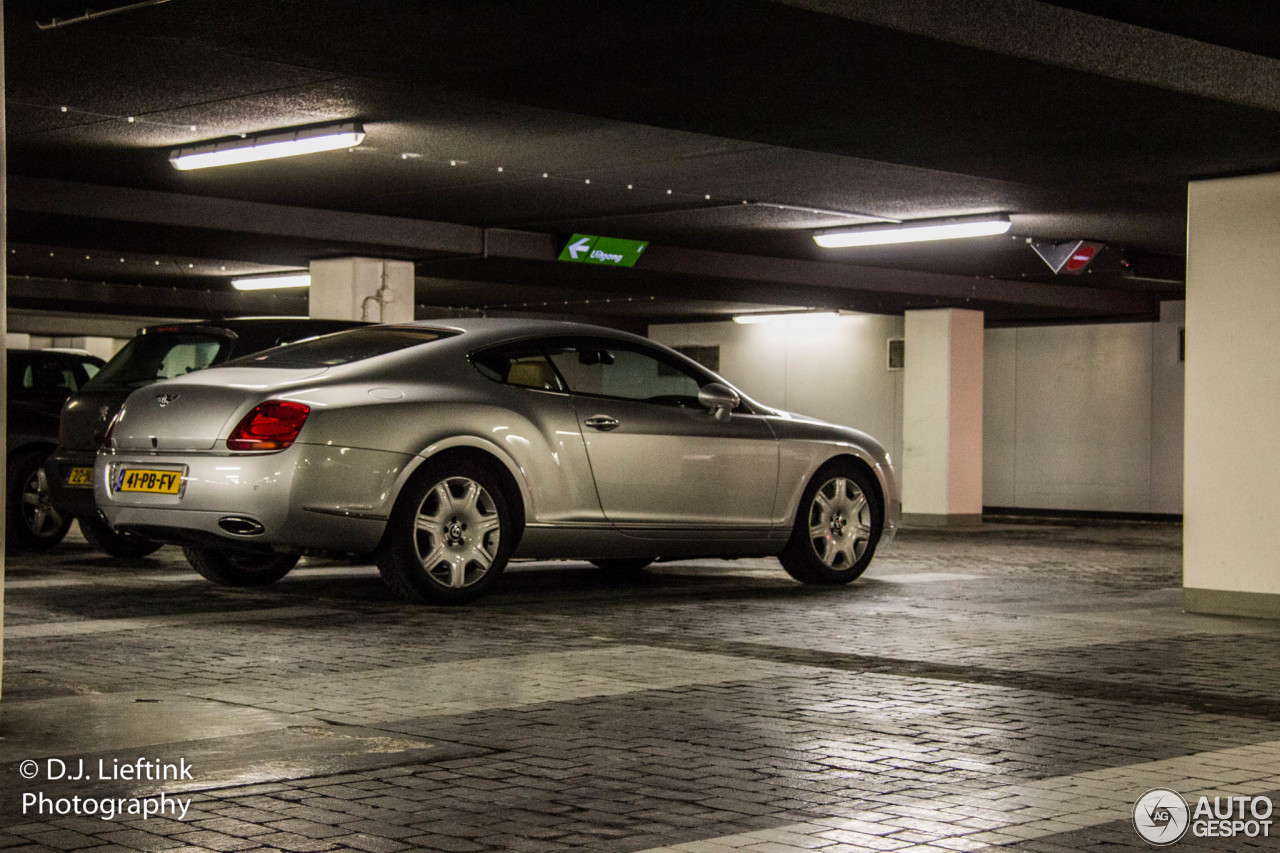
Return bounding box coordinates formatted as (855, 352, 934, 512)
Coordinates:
(66, 467, 94, 487)
(114, 468, 183, 495)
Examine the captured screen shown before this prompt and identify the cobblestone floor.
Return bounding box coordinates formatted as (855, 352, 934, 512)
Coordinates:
(2, 521, 1278, 851)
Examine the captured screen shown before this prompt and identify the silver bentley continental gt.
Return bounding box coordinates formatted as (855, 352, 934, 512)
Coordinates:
(95, 319, 900, 604)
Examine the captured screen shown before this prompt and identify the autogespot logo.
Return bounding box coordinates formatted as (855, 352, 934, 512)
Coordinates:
(1134, 788, 1190, 846)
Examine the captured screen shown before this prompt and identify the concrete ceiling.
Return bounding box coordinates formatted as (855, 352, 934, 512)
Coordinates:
(6, 0, 1279, 327)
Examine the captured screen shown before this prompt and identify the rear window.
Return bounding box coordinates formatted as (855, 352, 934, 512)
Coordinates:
(229, 326, 455, 368)
(86, 334, 230, 388)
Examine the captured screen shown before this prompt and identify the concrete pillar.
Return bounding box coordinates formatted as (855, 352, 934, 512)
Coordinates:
(2, 9, 9, 701)
(902, 308, 984, 526)
(1184, 174, 1280, 618)
(309, 257, 415, 323)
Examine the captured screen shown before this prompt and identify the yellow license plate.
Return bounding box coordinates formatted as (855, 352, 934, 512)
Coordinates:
(67, 467, 94, 487)
(115, 468, 183, 495)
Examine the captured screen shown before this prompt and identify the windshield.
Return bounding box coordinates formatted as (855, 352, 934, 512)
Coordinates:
(226, 326, 456, 368)
(86, 334, 230, 388)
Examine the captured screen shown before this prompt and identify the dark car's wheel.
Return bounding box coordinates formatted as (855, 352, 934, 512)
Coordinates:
(6, 451, 73, 551)
(183, 545, 300, 586)
(79, 516, 163, 559)
(377, 458, 514, 605)
(590, 558, 655, 572)
(779, 462, 883, 585)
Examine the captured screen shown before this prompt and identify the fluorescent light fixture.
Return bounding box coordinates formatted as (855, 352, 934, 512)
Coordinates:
(814, 214, 1011, 248)
(231, 273, 310, 291)
(170, 122, 364, 170)
(733, 311, 839, 325)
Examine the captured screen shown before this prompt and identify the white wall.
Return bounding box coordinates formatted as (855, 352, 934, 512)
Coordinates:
(1185, 174, 1280, 601)
(651, 314, 905, 466)
(982, 310, 1184, 514)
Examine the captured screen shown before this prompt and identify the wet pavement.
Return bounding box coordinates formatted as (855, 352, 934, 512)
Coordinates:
(2, 521, 1277, 851)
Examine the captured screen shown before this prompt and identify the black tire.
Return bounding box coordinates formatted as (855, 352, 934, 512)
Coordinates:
(6, 451, 72, 551)
(183, 545, 300, 586)
(590, 558, 655, 572)
(376, 458, 515, 605)
(79, 515, 163, 559)
(779, 461, 883, 585)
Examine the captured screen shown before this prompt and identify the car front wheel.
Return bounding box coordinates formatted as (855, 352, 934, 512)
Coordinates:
(779, 462, 883, 585)
(183, 545, 300, 586)
(377, 459, 514, 605)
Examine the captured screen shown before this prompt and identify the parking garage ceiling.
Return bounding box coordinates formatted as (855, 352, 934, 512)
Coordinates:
(6, 0, 1280, 326)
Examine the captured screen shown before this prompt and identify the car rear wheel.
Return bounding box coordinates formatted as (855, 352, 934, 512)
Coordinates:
(590, 558, 655, 572)
(377, 459, 514, 605)
(183, 545, 300, 586)
(79, 516, 163, 559)
(6, 451, 72, 551)
(779, 462, 882, 585)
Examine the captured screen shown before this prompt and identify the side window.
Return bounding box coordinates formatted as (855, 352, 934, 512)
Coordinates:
(547, 342, 706, 408)
(471, 347, 565, 392)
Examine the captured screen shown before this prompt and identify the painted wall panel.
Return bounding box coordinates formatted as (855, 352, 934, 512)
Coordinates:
(982, 328, 1017, 507)
(1151, 322, 1185, 515)
(1012, 324, 1153, 511)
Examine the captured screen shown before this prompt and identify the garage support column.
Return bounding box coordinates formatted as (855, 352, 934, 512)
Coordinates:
(308, 257, 415, 323)
(901, 309, 984, 527)
(2, 10, 8, 702)
(1185, 174, 1280, 619)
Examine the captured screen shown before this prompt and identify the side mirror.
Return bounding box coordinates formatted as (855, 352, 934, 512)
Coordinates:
(698, 382, 740, 421)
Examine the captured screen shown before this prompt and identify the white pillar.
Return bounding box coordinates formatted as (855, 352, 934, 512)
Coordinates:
(1185, 174, 1280, 618)
(309, 257, 415, 323)
(902, 308, 984, 526)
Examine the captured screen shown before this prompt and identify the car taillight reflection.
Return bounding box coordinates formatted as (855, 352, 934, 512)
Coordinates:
(226, 400, 311, 451)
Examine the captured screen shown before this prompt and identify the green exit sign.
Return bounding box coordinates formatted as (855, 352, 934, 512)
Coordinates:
(558, 234, 648, 267)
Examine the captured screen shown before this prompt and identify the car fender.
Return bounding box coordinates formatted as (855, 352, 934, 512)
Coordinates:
(402, 434, 536, 521)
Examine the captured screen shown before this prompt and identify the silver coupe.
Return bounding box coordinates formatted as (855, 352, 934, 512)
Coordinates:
(95, 319, 899, 604)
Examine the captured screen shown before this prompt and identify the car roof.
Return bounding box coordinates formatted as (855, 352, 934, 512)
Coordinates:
(385, 317, 652, 348)
(138, 317, 369, 336)
(6, 348, 106, 365)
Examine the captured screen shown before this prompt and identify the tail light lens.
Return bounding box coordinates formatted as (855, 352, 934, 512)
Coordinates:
(101, 410, 123, 451)
(227, 400, 311, 451)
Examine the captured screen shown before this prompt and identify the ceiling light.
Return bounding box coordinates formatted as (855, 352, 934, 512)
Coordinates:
(733, 311, 839, 325)
(814, 214, 1011, 248)
(231, 273, 311, 291)
(170, 122, 364, 171)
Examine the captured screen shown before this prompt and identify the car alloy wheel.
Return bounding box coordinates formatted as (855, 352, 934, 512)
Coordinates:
(377, 457, 515, 605)
(779, 462, 882, 586)
(413, 475, 502, 589)
(6, 451, 73, 550)
(22, 466, 65, 539)
(807, 476, 873, 570)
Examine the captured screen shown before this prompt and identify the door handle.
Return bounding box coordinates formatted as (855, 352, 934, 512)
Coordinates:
(584, 415, 620, 431)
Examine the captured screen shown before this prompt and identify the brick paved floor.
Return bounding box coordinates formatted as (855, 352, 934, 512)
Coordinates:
(2, 521, 1278, 851)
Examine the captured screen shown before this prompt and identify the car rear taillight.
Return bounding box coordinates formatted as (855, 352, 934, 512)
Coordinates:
(226, 400, 311, 451)
(101, 410, 123, 451)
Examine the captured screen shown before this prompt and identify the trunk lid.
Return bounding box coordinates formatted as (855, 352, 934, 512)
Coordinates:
(112, 367, 329, 451)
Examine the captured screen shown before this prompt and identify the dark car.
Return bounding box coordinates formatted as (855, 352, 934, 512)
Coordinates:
(7, 349, 106, 550)
(47, 317, 367, 557)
